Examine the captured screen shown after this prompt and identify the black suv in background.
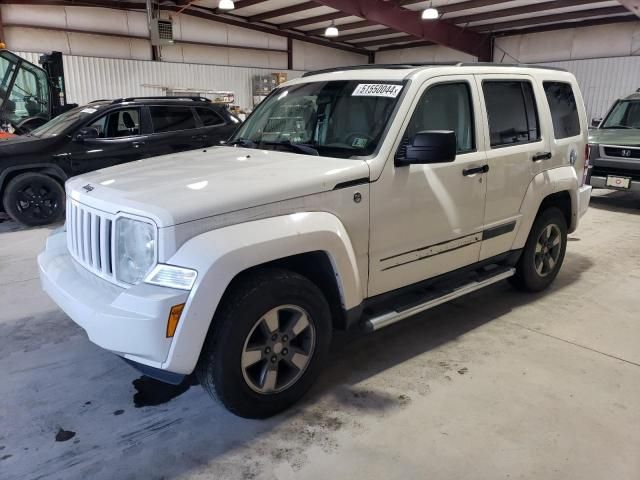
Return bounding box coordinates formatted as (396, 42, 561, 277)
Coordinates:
(0, 97, 240, 226)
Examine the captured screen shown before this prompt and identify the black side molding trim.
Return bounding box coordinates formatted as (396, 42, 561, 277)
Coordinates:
(333, 178, 370, 190)
(483, 221, 517, 240)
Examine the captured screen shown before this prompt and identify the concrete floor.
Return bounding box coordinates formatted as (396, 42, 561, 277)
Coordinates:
(1, 189, 639, 480)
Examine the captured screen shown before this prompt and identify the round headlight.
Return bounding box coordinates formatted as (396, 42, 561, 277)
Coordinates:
(115, 217, 156, 285)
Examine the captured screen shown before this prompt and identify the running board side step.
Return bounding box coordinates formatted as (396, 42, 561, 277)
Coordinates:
(364, 267, 515, 331)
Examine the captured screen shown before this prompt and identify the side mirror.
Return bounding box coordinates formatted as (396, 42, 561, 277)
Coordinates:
(74, 127, 100, 142)
(591, 118, 602, 128)
(396, 130, 457, 166)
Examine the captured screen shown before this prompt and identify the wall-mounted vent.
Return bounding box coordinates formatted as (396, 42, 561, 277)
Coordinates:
(150, 19, 174, 46)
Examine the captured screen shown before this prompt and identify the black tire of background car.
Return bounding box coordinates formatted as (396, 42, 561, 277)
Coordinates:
(196, 268, 332, 419)
(510, 207, 568, 292)
(3, 172, 66, 227)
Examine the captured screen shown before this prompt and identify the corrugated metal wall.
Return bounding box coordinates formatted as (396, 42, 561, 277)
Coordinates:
(542, 56, 640, 120)
(15, 51, 304, 110)
(16, 50, 640, 120)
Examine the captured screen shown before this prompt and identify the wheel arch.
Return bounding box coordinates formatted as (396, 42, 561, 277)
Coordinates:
(512, 166, 579, 249)
(161, 212, 365, 374)
(0, 164, 68, 208)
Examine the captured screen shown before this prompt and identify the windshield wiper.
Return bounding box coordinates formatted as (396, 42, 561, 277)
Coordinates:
(258, 140, 320, 156)
(227, 138, 258, 147)
(605, 124, 634, 129)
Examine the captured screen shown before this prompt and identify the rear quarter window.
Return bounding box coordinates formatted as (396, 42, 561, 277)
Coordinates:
(543, 82, 581, 139)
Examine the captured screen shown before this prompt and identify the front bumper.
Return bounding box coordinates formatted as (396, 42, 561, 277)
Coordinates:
(38, 228, 189, 371)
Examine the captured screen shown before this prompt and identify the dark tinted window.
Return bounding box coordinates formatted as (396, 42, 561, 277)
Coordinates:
(150, 106, 197, 133)
(405, 82, 474, 153)
(483, 81, 540, 147)
(543, 82, 580, 139)
(196, 107, 225, 127)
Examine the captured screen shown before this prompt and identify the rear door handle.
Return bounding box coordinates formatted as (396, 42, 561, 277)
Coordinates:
(463, 165, 489, 176)
(532, 152, 552, 161)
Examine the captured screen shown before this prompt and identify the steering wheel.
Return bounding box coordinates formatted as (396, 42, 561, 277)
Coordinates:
(343, 131, 375, 148)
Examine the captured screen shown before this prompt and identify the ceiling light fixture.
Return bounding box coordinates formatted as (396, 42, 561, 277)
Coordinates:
(218, 0, 235, 11)
(325, 21, 339, 38)
(422, 2, 439, 20)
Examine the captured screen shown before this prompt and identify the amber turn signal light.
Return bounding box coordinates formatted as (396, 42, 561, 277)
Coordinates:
(166, 303, 185, 338)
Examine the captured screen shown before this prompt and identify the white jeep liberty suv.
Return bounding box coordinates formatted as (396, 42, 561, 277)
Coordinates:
(39, 63, 592, 418)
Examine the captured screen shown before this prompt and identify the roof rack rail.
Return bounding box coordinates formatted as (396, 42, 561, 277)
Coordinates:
(302, 62, 567, 77)
(112, 96, 212, 104)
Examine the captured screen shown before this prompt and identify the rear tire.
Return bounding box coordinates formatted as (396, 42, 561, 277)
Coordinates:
(511, 207, 567, 292)
(3, 172, 65, 226)
(196, 268, 332, 418)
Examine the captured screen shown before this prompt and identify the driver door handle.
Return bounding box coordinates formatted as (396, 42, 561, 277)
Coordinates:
(131, 141, 145, 149)
(463, 165, 489, 176)
(532, 152, 552, 161)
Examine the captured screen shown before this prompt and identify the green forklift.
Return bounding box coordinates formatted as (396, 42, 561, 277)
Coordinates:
(0, 49, 75, 138)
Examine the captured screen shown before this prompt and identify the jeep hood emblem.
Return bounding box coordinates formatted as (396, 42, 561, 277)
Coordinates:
(82, 184, 95, 192)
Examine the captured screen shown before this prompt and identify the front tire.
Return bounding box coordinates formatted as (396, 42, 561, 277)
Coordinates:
(3, 172, 65, 226)
(196, 268, 332, 418)
(511, 207, 567, 292)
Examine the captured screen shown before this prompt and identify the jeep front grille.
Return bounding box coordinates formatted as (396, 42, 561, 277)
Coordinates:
(66, 199, 115, 280)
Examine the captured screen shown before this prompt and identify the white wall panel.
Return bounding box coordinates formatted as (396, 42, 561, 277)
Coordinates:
(292, 40, 367, 70)
(14, 51, 303, 111)
(375, 44, 477, 64)
(494, 21, 640, 63)
(541, 56, 640, 120)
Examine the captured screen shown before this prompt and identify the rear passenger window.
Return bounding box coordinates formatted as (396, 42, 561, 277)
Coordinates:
(543, 82, 580, 139)
(483, 81, 540, 147)
(150, 106, 197, 133)
(196, 107, 225, 127)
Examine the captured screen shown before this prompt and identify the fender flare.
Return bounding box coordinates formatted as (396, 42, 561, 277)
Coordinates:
(512, 166, 579, 249)
(161, 211, 363, 374)
(0, 163, 69, 192)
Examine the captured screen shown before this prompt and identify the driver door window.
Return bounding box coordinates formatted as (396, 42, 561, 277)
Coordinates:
(88, 108, 141, 138)
(403, 82, 475, 153)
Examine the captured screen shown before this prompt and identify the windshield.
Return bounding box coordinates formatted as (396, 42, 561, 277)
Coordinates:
(601, 100, 640, 129)
(0, 51, 50, 123)
(230, 80, 404, 158)
(30, 104, 106, 138)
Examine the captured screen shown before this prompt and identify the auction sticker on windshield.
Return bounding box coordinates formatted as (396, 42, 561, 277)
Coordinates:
(352, 84, 403, 98)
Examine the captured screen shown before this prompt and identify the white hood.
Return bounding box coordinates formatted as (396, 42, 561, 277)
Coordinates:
(66, 146, 370, 227)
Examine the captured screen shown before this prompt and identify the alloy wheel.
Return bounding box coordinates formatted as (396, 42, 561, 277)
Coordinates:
(241, 305, 316, 395)
(534, 224, 562, 277)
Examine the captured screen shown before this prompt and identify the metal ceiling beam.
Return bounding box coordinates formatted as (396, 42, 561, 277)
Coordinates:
(166, 5, 369, 55)
(493, 14, 638, 37)
(278, 11, 349, 29)
(338, 27, 399, 42)
(306, 19, 374, 36)
(618, 0, 640, 17)
(311, 0, 492, 59)
(475, 5, 630, 32)
(249, 1, 319, 22)
(377, 39, 439, 52)
(232, 0, 270, 9)
(453, 0, 610, 25)
(356, 35, 415, 48)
